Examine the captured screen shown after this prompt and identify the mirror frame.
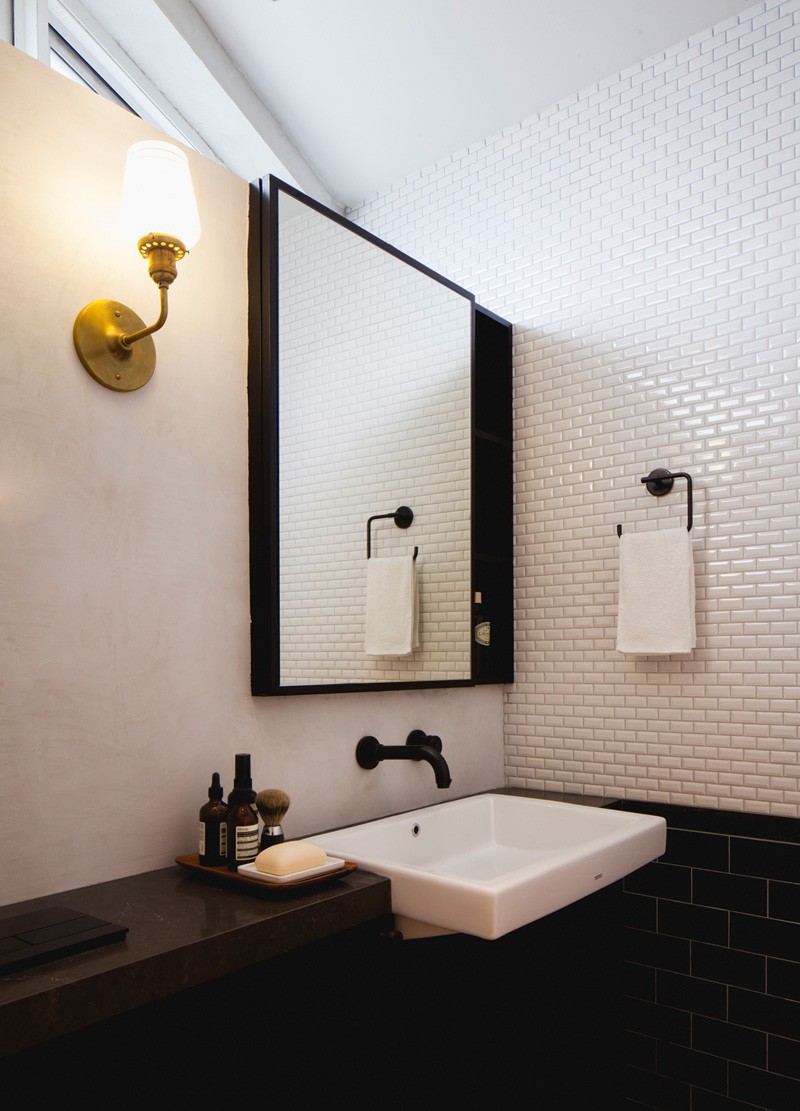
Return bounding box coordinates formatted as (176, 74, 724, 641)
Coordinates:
(248, 175, 480, 695)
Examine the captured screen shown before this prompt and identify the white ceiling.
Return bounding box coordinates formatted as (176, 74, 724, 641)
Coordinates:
(74, 0, 754, 209)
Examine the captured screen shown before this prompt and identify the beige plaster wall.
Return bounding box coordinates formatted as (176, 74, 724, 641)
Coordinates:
(0, 42, 504, 905)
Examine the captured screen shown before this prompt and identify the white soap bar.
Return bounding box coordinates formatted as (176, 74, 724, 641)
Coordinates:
(255, 840, 327, 876)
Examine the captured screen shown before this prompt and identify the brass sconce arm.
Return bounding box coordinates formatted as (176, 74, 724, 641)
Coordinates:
(73, 236, 187, 392)
(119, 284, 169, 349)
(117, 236, 184, 348)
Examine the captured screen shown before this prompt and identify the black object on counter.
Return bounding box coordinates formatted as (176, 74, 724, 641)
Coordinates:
(0, 905, 128, 975)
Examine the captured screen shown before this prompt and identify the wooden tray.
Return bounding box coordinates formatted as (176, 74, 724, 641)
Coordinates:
(175, 853, 357, 893)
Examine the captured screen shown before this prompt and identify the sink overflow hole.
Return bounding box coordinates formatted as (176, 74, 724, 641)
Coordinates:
(412, 824, 421, 836)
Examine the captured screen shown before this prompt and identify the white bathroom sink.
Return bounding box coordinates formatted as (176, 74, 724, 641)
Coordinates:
(312, 793, 666, 940)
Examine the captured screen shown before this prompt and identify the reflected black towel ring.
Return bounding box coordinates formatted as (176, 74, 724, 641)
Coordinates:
(367, 506, 417, 559)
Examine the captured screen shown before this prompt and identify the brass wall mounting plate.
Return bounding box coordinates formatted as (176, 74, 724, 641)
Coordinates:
(73, 299, 156, 392)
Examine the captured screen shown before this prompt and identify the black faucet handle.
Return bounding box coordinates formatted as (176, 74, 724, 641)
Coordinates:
(406, 730, 442, 752)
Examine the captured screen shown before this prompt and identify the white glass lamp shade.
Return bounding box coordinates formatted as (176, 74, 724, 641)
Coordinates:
(119, 140, 201, 250)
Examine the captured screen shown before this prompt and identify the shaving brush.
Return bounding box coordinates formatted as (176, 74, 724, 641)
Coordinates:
(255, 788, 291, 850)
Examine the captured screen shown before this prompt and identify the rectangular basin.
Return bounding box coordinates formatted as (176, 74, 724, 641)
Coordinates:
(312, 793, 666, 939)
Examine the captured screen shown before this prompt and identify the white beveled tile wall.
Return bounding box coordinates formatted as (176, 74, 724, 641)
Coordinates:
(350, 0, 800, 816)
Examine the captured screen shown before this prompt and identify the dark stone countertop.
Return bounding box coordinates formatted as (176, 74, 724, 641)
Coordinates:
(0, 861, 391, 1055)
(491, 786, 615, 807)
(0, 785, 617, 1056)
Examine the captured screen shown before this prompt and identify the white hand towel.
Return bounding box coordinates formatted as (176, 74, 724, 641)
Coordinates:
(616, 527, 696, 654)
(365, 554, 419, 656)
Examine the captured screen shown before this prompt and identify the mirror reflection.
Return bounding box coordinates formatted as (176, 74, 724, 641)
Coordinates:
(275, 186, 473, 689)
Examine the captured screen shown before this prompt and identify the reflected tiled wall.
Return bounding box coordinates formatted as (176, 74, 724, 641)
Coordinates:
(351, 0, 800, 816)
(277, 196, 472, 684)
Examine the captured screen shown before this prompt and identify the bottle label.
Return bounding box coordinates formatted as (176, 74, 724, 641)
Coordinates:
(234, 823, 259, 862)
(475, 620, 491, 647)
(200, 820, 228, 862)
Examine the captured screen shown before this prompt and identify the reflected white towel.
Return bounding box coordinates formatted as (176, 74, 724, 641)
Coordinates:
(365, 554, 419, 656)
(616, 527, 696, 654)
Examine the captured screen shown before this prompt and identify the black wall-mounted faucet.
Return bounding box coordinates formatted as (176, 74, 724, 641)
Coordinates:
(356, 730, 452, 789)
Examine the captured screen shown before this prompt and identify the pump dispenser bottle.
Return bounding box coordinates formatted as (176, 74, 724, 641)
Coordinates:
(225, 753, 259, 870)
(198, 772, 228, 867)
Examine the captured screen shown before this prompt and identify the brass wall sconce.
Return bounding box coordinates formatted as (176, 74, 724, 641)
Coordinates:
(73, 140, 201, 392)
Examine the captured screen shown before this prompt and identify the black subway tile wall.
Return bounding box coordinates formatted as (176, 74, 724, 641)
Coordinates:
(612, 801, 800, 1109)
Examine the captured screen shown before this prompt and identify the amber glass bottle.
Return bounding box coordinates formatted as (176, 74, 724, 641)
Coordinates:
(198, 772, 228, 867)
(225, 754, 259, 870)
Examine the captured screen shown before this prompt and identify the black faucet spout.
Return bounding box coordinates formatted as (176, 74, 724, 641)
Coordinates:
(406, 730, 452, 787)
(419, 745, 452, 788)
(356, 731, 452, 789)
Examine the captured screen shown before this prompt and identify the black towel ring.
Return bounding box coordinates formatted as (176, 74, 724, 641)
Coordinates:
(616, 469, 693, 537)
(367, 506, 417, 559)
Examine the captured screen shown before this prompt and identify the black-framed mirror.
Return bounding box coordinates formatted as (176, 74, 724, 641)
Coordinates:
(248, 176, 512, 695)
